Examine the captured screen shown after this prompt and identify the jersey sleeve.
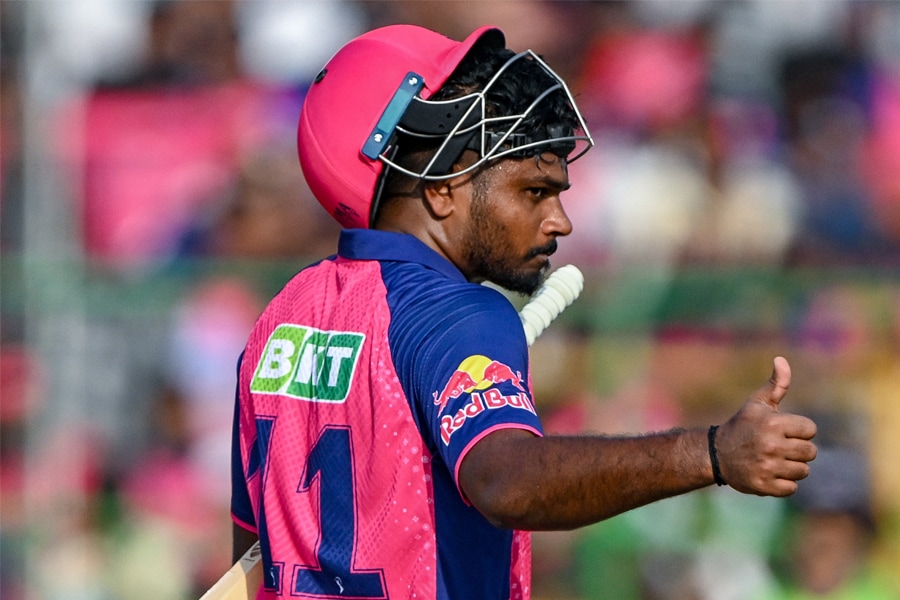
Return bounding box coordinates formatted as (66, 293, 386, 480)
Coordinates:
(412, 285, 543, 488)
(230, 352, 256, 532)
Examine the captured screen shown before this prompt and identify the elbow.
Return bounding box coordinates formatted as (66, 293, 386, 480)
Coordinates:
(459, 429, 565, 530)
(469, 489, 532, 530)
(465, 476, 556, 531)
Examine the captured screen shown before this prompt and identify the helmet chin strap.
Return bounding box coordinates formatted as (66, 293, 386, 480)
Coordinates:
(368, 144, 398, 228)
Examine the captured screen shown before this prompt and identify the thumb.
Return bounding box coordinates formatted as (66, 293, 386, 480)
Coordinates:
(758, 356, 791, 410)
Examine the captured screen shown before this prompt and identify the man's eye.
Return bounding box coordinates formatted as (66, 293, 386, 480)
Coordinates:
(526, 187, 547, 198)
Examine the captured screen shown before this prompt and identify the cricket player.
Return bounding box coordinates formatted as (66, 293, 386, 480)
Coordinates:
(230, 24, 817, 599)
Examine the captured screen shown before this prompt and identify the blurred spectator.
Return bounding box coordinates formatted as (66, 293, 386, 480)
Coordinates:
(787, 283, 881, 423)
(862, 68, 900, 248)
(779, 47, 884, 265)
(768, 447, 898, 599)
(1, 0, 25, 258)
(558, 3, 806, 272)
(362, 0, 595, 83)
(0, 346, 41, 598)
(102, 0, 240, 89)
(237, 0, 366, 84)
(576, 12, 708, 135)
(554, 2, 705, 270)
(27, 425, 112, 599)
(176, 139, 341, 261)
(775, 1, 900, 266)
(55, 0, 296, 267)
(164, 277, 262, 497)
(866, 291, 900, 585)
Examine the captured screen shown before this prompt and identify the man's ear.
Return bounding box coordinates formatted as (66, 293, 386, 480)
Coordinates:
(422, 153, 478, 219)
(423, 179, 456, 219)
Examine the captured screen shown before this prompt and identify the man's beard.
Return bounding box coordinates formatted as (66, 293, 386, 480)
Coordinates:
(461, 189, 555, 296)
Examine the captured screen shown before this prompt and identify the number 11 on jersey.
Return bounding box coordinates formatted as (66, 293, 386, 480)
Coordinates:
(249, 419, 387, 598)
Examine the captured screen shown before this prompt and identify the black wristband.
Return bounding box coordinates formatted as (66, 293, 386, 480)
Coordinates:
(708, 425, 727, 486)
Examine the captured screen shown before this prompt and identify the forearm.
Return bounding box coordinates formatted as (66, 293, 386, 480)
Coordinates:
(460, 427, 713, 530)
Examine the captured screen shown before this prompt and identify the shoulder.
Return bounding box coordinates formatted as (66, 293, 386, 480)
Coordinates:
(383, 264, 527, 368)
(382, 262, 521, 332)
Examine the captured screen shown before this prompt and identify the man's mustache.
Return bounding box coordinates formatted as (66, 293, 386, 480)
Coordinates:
(527, 240, 558, 259)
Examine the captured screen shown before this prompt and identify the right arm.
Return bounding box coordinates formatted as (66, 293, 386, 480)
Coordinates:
(459, 357, 817, 530)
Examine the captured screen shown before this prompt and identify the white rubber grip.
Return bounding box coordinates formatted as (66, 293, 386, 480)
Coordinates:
(519, 264, 584, 346)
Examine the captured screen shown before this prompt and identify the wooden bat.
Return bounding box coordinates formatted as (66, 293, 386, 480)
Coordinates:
(199, 264, 584, 599)
(198, 541, 262, 600)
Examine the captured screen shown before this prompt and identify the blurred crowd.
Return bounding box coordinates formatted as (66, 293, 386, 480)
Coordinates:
(1, 1, 898, 599)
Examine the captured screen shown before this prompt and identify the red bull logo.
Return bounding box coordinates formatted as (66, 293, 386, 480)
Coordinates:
(432, 355, 534, 445)
(432, 355, 525, 413)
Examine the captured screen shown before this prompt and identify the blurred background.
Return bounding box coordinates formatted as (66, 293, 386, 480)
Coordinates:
(1, 1, 899, 598)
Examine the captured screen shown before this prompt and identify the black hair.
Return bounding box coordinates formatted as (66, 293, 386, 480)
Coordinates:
(432, 46, 578, 141)
(373, 44, 579, 222)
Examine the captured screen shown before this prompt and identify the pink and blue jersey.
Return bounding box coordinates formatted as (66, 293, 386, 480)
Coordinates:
(231, 229, 544, 599)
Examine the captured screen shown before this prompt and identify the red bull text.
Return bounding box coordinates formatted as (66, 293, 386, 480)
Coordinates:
(440, 388, 536, 445)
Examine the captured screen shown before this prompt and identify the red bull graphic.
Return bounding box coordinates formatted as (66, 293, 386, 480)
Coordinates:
(432, 355, 525, 413)
(482, 360, 525, 391)
(432, 355, 533, 444)
(431, 370, 479, 412)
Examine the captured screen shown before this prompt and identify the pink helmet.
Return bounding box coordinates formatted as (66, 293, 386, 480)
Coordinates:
(297, 24, 592, 229)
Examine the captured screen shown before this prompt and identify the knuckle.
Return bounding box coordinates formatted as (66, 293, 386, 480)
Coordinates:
(761, 413, 782, 430)
(759, 439, 779, 457)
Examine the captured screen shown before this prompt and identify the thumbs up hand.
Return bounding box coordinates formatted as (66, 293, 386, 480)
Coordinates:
(759, 355, 792, 410)
(713, 357, 818, 497)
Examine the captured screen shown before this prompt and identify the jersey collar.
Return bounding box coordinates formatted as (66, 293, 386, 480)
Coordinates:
(337, 229, 467, 282)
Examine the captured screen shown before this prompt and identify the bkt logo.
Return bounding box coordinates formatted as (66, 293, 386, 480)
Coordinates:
(250, 324, 365, 402)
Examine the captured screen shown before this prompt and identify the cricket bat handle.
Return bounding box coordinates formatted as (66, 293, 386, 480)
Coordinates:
(520, 264, 584, 346)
